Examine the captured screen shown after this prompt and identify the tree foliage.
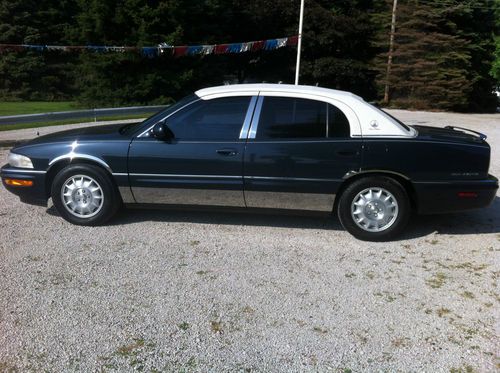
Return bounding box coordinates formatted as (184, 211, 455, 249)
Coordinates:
(0, 0, 497, 111)
(0, 0, 78, 100)
(491, 0, 500, 88)
(374, 0, 497, 112)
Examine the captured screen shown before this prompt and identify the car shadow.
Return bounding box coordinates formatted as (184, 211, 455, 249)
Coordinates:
(46, 196, 500, 240)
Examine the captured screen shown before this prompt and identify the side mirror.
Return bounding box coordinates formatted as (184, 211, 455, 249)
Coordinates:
(152, 121, 173, 141)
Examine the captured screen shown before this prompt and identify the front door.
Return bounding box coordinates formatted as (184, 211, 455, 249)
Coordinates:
(243, 96, 362, 212)
(128, 95, 256, 207)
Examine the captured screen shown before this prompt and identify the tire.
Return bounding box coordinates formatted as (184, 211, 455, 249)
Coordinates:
(337, 176, 411, 241)
(51, 164, 121, 225)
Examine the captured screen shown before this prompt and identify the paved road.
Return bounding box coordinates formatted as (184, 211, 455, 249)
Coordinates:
(0, 110, 499, 372)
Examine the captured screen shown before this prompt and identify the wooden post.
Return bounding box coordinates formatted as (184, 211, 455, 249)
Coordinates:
(383, 0, 398, 104)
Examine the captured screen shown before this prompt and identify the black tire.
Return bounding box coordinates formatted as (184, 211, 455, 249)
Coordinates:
(51, 164, 121, 225)
(337, 176, 411, 241)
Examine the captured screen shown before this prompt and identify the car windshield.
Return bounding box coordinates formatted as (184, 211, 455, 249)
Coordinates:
(119, 94, 198, 135)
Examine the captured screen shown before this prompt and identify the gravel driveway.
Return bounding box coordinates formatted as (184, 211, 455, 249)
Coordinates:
(0, 110, 499, 372)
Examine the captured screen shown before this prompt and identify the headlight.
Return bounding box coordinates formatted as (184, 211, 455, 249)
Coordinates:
(7, 152, 34, 169)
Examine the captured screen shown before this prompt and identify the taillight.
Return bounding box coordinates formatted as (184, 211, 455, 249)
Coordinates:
(457, 192, 478, 198)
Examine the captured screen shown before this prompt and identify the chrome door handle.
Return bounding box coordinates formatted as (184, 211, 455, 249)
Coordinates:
(216, 148, 238, 156)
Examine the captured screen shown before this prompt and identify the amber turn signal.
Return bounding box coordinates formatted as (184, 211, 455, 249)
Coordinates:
(4, 178, 33, 187)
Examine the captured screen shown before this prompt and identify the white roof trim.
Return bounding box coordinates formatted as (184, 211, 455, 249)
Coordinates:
(195, 84, 416, 138)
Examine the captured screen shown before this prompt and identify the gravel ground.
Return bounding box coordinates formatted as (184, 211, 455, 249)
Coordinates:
(0, 110, 499, 372)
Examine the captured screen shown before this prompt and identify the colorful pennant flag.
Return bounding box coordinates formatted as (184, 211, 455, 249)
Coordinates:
(0, 36, 298, 58)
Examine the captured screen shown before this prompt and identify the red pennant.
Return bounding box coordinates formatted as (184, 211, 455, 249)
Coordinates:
(286, 36, 299, 46)
(251, 40, 265, 52)
(214, 44, 229, 54)
(174, 46, 188, 57)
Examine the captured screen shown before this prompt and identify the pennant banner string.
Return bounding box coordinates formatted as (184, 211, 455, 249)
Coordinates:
(0, 35, 299, 58)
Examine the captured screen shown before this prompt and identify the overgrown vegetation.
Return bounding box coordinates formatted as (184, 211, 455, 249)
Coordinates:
(0, 0, 498, 112)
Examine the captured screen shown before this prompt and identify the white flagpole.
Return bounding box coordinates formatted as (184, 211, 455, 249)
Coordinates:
(294, 0, 305, 85)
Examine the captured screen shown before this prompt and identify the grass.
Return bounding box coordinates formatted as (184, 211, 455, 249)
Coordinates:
(0, 101, 83, 116)
(426, 272, 448, 289)
(0, 113, 151, 132)
(115, 338, 145, 357)
(210, 321, 223, 333)
(0, 100, 160, 132)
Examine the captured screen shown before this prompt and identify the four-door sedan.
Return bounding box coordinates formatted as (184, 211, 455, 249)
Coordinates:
(1, 84, 498, 241)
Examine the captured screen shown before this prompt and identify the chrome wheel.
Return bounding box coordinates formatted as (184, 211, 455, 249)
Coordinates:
(351, 187, 399, 232)
(61, 175, 104, 218)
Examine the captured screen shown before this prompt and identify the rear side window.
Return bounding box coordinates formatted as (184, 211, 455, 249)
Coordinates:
(256, 97, 350, 140)
(327, 104, 350, 138)
(166, 96, 250, 141)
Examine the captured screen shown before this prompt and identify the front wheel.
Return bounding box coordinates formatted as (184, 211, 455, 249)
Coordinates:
(51, 164, 121, 225)
(337, 176, 411, 241)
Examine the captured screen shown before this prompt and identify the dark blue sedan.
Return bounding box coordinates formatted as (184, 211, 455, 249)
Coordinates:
(1, 84, 498, 241)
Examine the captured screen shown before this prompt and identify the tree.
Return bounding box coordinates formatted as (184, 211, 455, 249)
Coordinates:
(68, 0, 379, 106)
(374, 0, 498, 112)
(490, 0, 500, 89)
(0, 0, 78, 100)
(449, 0, 498, 112)
(375, 1, 471, 110)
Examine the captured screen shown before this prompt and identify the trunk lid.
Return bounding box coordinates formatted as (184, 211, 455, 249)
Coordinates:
(412, 125, 487, 145)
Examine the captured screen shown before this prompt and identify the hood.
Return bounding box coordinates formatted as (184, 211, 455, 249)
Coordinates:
(412, 125, 488, 145)
(23, 123, 131, 146)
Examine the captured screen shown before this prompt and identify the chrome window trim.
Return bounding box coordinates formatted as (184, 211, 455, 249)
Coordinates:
(239, 96, 258, 140)
(247, 96, 264, 139)
(325, 102, 329, 138)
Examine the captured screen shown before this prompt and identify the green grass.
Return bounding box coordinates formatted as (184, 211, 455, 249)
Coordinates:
(0, 113, 153, 132)
(0, 101, 84, 116)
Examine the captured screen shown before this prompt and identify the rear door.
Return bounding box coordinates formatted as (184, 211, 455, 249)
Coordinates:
(243, 94, 362, 211)
(128, 94, 257, 207)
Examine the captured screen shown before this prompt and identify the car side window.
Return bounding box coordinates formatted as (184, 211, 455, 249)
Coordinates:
(165, 96, 251, 141)
(256, 97, 350, 140)
(327, 103, 350, 138)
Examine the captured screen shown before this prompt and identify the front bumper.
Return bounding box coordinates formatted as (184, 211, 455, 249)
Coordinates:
(414, 174, 498, 214)
(1, 164, 48, 206)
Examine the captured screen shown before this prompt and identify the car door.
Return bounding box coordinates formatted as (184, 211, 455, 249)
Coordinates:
(243, 94, 362, 211)
(128, 95, 257, 207)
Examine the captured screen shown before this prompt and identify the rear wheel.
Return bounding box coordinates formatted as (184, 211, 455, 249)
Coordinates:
(337, 176, 410, 241)
(51, 164, 121, 225)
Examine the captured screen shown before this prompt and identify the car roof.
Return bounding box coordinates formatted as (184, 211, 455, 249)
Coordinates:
(195, 83, 364, 101)
(194, 83, 416, 138)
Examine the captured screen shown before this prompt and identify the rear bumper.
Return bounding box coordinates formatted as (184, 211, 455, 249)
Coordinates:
(1, 164, 48, 206)
(414, 174, 498, 214)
